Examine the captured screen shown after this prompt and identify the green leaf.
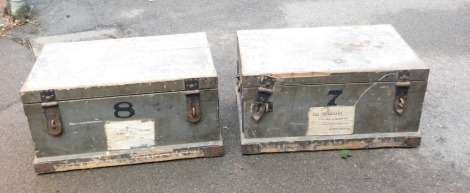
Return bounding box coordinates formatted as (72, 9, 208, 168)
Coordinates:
(339, 149, 351, 159)
(0, 24, 6, 32)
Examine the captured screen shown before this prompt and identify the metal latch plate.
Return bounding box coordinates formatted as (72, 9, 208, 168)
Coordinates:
(184, 79, 202, 123)
(40, 90, 63, 136)
(394, 71, 411, 115)
(251, 76, 276, 121)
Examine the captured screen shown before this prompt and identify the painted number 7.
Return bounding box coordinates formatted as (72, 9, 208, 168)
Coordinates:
(327, 90, 343, 106)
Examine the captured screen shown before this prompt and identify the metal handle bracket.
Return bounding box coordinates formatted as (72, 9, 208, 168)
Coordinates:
(251, 76, 275, 121)
(40, 90, 63, 136)
(394, 71, 411, 115)
(184, 79, 202, 123)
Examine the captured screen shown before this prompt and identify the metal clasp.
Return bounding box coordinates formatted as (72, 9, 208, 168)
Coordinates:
(184, 79, 202, 123)
(394, 71, 411, 115)
(40, 90, 63, 136)
(251, 76, 275, 121)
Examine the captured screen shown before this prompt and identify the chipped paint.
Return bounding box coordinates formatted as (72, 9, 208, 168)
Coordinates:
(314, 141, 367, 151)
(69, 120, 103, 125)
(368, 138, 402, 148)
(52, 149, 204, 172)
(241, 132, 421, 154)
(270, 72, 331, 78)
(34, 141, 223, 174)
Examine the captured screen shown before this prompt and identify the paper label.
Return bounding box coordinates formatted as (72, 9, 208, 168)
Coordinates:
(105, 119, 155, 151)
(307, 106, 355, 135)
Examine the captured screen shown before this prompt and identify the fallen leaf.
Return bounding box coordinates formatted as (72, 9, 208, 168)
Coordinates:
(234, 163, 244, 170)
(339, 149, 351, 159)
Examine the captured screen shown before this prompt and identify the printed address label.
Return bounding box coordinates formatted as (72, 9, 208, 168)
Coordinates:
(105, 119, 155, 151)
(307, 106, 355, 135)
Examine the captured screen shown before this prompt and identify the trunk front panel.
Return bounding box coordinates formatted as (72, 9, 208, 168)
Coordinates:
(241, 81, 426, 138)
(24, 90, 219, 157)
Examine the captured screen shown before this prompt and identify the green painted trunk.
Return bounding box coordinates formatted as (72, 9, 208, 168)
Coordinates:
(236, 25, 429, 154)
(20, 33, 223, 174)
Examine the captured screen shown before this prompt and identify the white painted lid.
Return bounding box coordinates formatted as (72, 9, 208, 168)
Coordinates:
(237, 25, 428, 76)
(21, 32, 217, 92)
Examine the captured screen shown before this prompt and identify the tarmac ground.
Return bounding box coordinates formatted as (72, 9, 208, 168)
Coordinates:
(1, 0, 469, 192)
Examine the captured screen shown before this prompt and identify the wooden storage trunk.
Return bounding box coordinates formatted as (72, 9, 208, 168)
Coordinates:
(20, 33, 223, 174)
(236, 25, 429, 154)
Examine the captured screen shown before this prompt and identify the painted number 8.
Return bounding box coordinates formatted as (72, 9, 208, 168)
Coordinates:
(114, 102, 135, 118)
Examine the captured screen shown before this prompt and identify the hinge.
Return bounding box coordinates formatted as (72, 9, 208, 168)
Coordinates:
(40, 90, 63, 136)
(184, 78, 201, 123)
(394, 71, 411, 115)
(251, 76, 275, 121)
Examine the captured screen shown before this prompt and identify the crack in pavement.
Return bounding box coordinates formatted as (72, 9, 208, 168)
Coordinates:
(0, 101, 21, 113)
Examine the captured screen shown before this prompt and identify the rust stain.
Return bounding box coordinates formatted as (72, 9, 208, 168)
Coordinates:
(387, 87, 393, 96)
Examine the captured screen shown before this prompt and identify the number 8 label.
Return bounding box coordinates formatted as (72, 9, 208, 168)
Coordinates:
(114, 102, 135, 118)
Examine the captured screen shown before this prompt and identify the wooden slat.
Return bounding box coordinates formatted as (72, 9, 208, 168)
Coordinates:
(34, 139, 223, 174)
